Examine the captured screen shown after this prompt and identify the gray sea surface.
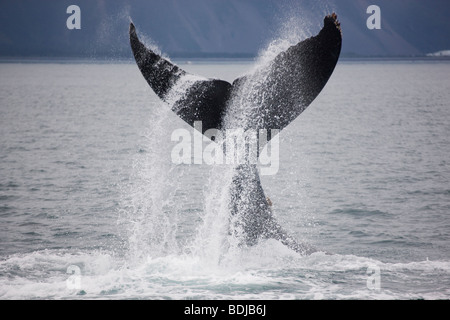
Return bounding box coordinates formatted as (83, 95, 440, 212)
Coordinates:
(0, 60, 449, 299)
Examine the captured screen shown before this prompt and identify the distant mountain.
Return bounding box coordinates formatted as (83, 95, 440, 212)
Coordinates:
(0, 0, 449, 58)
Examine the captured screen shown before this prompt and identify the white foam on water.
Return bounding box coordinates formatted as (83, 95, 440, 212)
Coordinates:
(1, 246, 450, 299)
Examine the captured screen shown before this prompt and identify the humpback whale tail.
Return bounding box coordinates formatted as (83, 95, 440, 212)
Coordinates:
(129, 14, 342, 254)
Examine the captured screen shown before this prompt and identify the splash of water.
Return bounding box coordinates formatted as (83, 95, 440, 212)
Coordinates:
(119, 3, 334, 268)
(118, 104, 186, 264)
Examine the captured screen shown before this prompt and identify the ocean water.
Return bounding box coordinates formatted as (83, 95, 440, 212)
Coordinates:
(0, 59, 450, 300)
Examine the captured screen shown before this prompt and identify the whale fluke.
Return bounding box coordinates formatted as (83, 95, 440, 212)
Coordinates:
(130, 14, 341, 137)
(130, 23, 232, 135)
(231, 13, 342, 134)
